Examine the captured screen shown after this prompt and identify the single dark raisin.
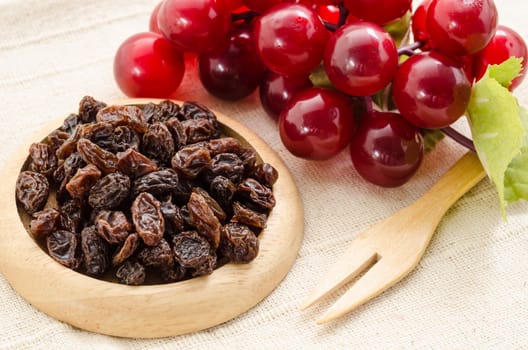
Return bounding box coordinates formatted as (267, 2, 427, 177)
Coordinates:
(58, 199, 84, 233)
(96, 105, 147, 133)
(81, 225, 110, 276)
(231, 201, 267, 229)
(80, 122, 115, 151)
(143, 100, 181, 123)
(79, 96, 107, 123)
(192, 187, 226, 222)
(209, 176, 236, 209)
(116, 261, 146, 285)
(250, 163, 278, 187)
(137, 239, 174, 268)
(141, 122, 175, 165)
(207, 153, 245, 184)
(236, 178, 276, 210)
(65, 164, 101, 199)
(95, 210, 131, 244)
(165, 118, 187, 148)
(16, 171, 50, 214)
(207, 137, 244, 157)
(88, 172, 131, 210)
(219, 223, 259, 263)
(181, 118, 216, 144)
(112, 125, 141, 152)
(77, 138, 118, 174)
(171, 144, 211, 179)
(160, 199, 185, 236)
(47, 230, 81, 269)
(132, 192, 165, 246)
(187, 191, 221, 249)
(30, 208, 61, 239)
(46, 129, 70, 154)
(60, 113, 80, 134)
(112, 233, 140, 266)
(116, 148, 158, 178)
(172, 231, 216, 276)
(132, 168, 179, 198)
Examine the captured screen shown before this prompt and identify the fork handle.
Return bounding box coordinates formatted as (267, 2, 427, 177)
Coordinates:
(412, 151, 487, 226)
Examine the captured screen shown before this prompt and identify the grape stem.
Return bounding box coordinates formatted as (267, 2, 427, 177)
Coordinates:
(441, 126, 476, 152)
(231, 10, 260, 23)
(323, 2, 350, 32)
(397, 41, 424, 56)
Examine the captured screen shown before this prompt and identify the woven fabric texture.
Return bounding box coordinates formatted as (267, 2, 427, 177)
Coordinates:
(0, 0, 527, 348)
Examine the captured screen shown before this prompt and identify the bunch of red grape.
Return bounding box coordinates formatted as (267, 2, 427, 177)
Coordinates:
(113, 0, 528, 187)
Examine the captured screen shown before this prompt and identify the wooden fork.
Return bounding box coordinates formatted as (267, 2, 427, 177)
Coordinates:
(300, 151, 486, 324)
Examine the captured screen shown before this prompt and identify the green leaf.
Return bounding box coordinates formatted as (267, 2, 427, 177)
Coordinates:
(488, 56, 523, 88)
(504, 106, 528, 203)
(467, 67, 526, 216)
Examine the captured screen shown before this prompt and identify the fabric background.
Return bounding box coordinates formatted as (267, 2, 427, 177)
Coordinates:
(0, 0, 527, 348)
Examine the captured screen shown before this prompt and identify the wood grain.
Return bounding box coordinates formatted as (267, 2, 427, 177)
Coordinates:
(0, 99, 304, 338)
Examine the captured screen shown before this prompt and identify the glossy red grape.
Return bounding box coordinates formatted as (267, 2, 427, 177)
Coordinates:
(199, 25, 266, 100)
(226, 0, 244, 10)
(350, 111, 423, 188)
(254, 4, 329, 76)
(323, 22, 398, 97)
(474, 25, 528, 90)
(242, 0, 282, 13)
(279, 88, 355, 160)
(259, 71, 313, 118)
(392, 52, 471, 129)
(317, 4, 340, 25)
(343, 0, 411, 25)
(149, 2, 162, 34)
(426, 0, 498, 56)
(114, 32, 185, 98)
(411, 0, 433, 46)
(158, 0, 231, 53)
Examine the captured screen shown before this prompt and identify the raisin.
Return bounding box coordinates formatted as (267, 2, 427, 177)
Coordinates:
(30, 208, 61, 239)
(116, 261, 146, 285)
(77, 138, 118, 174)
(59, 199, 84, 233)
(172, 231, 216, 276)
(172, 176, 193, 204)
(81, 225, 109, 276)
(171, 144, 211, 179)
(209, 176, 236, 209)
(137, 239, 173, 268)
(187, 191, 221, 249)
(56, 125, 83, 160)
(80, 122, 115, 151)
(112, 125, 140, 152)
(63, 152, 86, 178)
(192, 187, 226, 222)
(165, 118, 187, 147)
(112, 233, 140, 266)
(60, 113, 80, 134)
(251, 163, 278, 187)
(207, 153, 245, 184)
(143, 100, 181, 123)
(117, 148, 158, 178)
(160, 199, 185, 236)
(16, 171, 49, 214)
(237, 178, 276, 210)
(239, 146, 257, 173)
(181, 118, 216, 144)
(65, 164, 101, 199)
(47, 230, 81, 269)
(160, 263, 187, 282)
(79, 96, 107, 123)
(46, 130, 70, 154)
(95, 210, 131, 244)
(88, 172, 131, 210)
(141, 122, 175, 165)
(96, 105, 147, 133)
(132, 168, 179, 198)
(178, 101, 218, 129)
(231, 201, 267, 229)
(219, 223, 259, 263)
(132, 192, 165, 246)
(207, 137, 244, 157)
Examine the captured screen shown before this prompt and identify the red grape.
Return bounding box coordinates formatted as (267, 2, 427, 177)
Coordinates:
(350, 111, 423, 188)
(158, 0, 231, 53)
(426, 0, 498, 56)
(199, 24, 266, 100)
(254, 3, 329, 76)
(411, 0, 433, 46)
(474, 25, 528, 90)
(323, 22, 398, 97)
(316, 4, 340, 25)
(149, 2, 162, 34)
(226, 0, 245, 10)
(279, 88, 355, 160)
(114, 32, 185, 98)
(259, 71, 313, 118)
(343, 0, 412, 25)
(392, 52, 471, 129)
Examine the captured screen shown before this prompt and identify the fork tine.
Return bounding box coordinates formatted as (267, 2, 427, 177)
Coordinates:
(316, 258, 400, 324)
(299, 246, 378, 311)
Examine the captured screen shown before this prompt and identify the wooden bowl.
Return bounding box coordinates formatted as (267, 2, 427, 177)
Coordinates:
(0, 99, 304, 338)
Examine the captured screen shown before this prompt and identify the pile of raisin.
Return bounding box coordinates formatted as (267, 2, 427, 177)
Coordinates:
(16, 96, 278, 285)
